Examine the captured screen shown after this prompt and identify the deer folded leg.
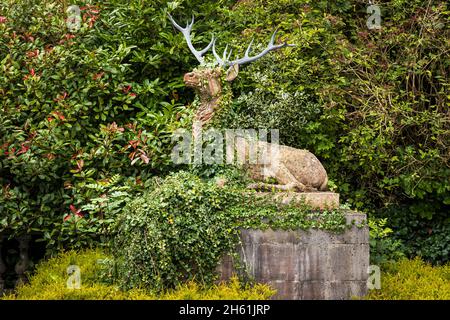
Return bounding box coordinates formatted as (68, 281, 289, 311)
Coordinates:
(294, 183, 317, 192)
(274, 164, 318, 192)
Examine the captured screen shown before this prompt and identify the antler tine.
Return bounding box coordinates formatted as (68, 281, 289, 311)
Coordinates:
(226, 47, 233, 61)
(226, 28, 295, 66)
(269, 28, 279, 46)
(244, 38, 254, 58)
(168, 13, 213, 64)
(188, 14, 194, 29)
(222, 45, 228, 61)
(212, 38, 225, 66)
(212, 40, 236, 67)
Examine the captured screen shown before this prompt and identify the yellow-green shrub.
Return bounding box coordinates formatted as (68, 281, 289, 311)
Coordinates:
(366, 258, 450, 300)
(159, 277, 275, 300)
(2, 250, 275, 300)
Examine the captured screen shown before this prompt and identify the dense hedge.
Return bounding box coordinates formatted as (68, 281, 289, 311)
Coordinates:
(0, 0, 232, 251)
(212, 0, 450, 264)
(1, 0, 449, 263)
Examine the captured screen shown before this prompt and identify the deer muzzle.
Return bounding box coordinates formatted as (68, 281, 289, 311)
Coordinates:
(183, 72, 199, 87)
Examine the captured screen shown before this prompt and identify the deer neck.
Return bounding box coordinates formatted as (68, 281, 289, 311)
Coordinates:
(194, 95, 220, 124)
(193, 74, 224, 126)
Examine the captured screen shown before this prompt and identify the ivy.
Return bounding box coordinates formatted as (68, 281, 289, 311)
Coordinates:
(109, 170, 351, 292)
(230, 194, 349, 232)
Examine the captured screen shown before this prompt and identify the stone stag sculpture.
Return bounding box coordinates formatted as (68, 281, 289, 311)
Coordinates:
(169, 14, 328, 192)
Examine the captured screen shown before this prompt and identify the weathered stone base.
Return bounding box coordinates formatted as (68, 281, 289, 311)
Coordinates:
(218, 212, 369, 300)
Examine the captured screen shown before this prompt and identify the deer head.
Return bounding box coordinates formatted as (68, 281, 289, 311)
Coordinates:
(168, 14, 294, 126)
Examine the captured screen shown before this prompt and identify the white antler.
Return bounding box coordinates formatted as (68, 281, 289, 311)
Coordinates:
(212, 29, 295, 67)
(168, 13, 214, 64)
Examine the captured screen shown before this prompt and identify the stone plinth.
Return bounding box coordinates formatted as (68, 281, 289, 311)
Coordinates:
(218, 212, 369, 300)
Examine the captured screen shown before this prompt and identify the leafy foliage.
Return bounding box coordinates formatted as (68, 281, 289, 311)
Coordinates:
(366, 257, 450, 300)
(206, 0, 450, 264)
(368, 218, 405, 265)
(0, 0, 228, 252)
(0, 0, 449, 265)
(382, 206, 450, 265)
(229, 195, 349, 232)
(3, 250, 275, 300)
(109, 171, 351, 292)
(109, 171, 242, 292)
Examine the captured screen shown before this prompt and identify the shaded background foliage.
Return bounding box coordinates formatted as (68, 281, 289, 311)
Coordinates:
(0, 0, 449, 263)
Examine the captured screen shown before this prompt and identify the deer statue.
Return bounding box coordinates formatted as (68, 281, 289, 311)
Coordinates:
(168, 14, 329, 192)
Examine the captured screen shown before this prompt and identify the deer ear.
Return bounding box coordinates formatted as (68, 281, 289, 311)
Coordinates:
(225, 64, 239, 81)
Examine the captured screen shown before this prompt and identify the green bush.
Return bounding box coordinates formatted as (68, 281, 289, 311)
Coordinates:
(158, 277, 275, 300)
(368, 218, 405, 265)
(366, 258, 450, 300)
(109, 171, 242, 292)
(3, 250, 275, 300)
(204, 0, 450, 264)
(216, 88, 322, 149)
(0, 0, 232, 252)
(380, 206, 450, 265)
